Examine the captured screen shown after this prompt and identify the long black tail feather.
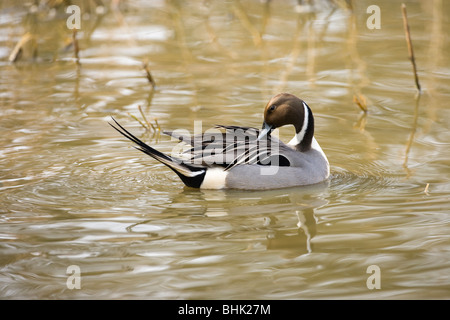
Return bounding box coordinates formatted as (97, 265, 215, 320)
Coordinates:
(109, 117, 206, 188)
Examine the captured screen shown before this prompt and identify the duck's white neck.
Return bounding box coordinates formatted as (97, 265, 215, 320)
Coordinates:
(288, 101, 309, 146)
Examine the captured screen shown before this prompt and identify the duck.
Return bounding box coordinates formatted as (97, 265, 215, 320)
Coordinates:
(110, 93, 330, 190)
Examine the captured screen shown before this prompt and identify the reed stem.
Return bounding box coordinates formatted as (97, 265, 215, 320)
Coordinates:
(72, 29, 80, 65)
(401, 3, 421, 93)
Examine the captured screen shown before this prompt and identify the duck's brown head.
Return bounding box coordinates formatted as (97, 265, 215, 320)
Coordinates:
(258, 93, 314, 152)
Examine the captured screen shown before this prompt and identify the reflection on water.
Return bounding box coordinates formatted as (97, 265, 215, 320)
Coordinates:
(128, 184, 328, 259)
(1, 0, 449, 299)
(266, 209, 317, 257)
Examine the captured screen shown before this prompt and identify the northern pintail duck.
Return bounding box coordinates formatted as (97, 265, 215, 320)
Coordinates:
(110, 93, 330, 190)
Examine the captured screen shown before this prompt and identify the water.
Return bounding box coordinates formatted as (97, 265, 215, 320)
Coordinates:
(0, 0, 449, 299)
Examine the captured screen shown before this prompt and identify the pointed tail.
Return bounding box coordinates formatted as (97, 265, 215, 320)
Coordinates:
(109, 117, 206, 188)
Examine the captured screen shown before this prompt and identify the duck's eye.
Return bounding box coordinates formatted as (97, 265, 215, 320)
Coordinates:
(269, 104, 277, 112)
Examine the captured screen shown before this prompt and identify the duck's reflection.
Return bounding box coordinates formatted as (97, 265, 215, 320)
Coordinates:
(127, 181, 328, 257)
(265, 208, 316, 257)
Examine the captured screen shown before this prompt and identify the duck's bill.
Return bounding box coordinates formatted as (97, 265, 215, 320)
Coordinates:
(257, 122, 273, 141)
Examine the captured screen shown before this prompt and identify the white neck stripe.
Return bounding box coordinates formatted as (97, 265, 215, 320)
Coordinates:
(288, 102, 309, 146)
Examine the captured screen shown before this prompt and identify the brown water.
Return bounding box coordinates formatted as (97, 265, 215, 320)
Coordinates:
(0, 0, 449, 299)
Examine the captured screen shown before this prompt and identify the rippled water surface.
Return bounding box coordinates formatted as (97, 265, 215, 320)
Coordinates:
(0, 0, 449, 299)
